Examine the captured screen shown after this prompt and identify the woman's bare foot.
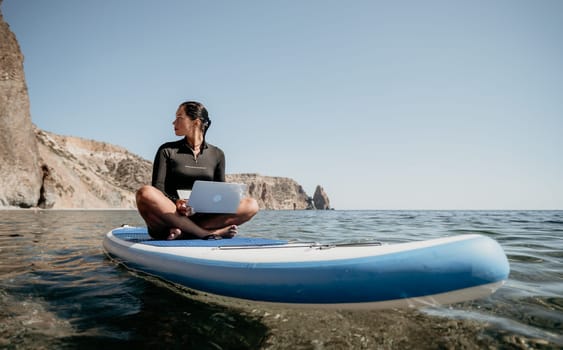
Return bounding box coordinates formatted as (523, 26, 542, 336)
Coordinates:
(167, 225, 237, 240)
(166, 227, 182, 240)
(210, 225, 238, 239)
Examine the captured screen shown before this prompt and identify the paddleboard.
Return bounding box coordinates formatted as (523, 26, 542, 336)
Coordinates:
(103, 226, 509, 309)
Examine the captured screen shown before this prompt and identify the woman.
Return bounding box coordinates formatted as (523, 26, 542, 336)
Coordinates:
(136, 101, 259, 240)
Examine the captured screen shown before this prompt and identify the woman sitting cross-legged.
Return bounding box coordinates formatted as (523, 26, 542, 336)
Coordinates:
(136, 101, 258, 240)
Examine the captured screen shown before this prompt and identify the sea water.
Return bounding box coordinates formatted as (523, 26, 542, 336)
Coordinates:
(0, 210, 561, 349)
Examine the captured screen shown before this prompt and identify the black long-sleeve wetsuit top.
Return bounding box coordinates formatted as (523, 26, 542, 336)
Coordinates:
(151, 138, 225, 202)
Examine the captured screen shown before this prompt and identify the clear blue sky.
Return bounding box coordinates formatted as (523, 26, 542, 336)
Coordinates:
(3, 0, 562, 210)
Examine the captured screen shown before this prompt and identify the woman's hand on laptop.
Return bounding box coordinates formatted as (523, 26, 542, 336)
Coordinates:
(176, 199, 194, 217)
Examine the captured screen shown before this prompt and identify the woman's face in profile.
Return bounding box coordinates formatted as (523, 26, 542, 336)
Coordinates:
(173, 107, 198, 136)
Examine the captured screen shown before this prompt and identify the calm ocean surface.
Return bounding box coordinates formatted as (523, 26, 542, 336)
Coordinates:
(0, 210, 561, 349)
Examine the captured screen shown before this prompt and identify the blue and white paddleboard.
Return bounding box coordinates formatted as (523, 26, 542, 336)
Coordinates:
(103, 227, 509, 309)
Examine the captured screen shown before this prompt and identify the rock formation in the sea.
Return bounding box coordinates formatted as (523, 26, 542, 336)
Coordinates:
(313, 185, 331, 210)
(0, 5, 43, 207)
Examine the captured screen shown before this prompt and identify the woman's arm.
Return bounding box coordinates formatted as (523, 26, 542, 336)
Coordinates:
(214, 148, 226, 182)
(151, 146, 178, 202)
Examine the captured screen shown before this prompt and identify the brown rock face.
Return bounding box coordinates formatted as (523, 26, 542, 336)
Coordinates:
(0, 6, 43, 207)
(226, 173, 314, 210)
(34, 128, 152, 208)
(313, 185, 331, 210)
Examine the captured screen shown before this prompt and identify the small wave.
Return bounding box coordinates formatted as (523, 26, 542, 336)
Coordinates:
(507, 253, 544, 264)
(509, 220, 533, 224)
(449, 229, 499, 235)
(543, 220, 563, 225)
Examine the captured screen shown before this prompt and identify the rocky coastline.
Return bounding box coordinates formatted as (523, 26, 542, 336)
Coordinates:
(32, 128, 331, 210)
(1, 126, 332, 210)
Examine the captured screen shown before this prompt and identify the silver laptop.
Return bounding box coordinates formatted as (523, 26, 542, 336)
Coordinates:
(178, 180, 245, 214)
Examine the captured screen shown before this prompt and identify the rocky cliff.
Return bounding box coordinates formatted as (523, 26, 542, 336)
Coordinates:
(0, 4, 43, 207)
(227, 173, 314, 210)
